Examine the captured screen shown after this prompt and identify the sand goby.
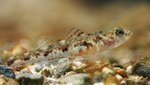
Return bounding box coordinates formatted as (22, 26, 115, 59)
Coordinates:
(7, 27, 132, 70)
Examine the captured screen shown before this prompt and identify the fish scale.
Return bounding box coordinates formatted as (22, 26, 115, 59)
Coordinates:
(7, 27, 132, 70)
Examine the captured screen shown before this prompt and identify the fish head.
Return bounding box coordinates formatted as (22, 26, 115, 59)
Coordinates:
(109, 27, 132, 48)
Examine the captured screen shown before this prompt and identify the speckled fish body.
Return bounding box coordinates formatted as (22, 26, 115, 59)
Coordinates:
(7, 27, 132, 70)
(35, 27, 132, 57)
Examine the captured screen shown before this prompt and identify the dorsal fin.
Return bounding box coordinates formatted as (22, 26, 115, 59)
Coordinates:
(35, 36, 55, 51)
(66, 27, 84, 38)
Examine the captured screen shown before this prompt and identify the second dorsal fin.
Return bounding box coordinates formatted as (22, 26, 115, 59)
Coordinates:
(66, 27, 84, 38)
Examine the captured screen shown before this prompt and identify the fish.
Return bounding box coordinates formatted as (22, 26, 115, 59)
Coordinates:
(6, 27, 132, 71)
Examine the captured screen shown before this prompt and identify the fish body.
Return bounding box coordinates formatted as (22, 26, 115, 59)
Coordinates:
(7, 27, 132, 70)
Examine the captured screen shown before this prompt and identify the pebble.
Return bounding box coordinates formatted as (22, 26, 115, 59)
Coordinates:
(40, 66, 52, 77)
(16, 71, 44, 85)
(102, 67, 114, 75)
(53, 58, 71, 78)
(115, 74, 123, 80)
(126, 65, 133, 74)
(59, 73, 91, 85)
(0, 65, 15, 78)
(93, 72, 104, 83)
(115, 69, 127, 78)
(133, 62, 150, 79)
(0, 76, 19, 85)
(34, 64, 43, 72)
(104, 75, 120, 85)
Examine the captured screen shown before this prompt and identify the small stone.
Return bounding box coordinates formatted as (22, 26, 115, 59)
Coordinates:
(125, 75, 148, 85)
(102, 67, 114, 75)
(45, 77, 59, 85)
(115, 74, 123, 80)
(0, 65, 15, 78)
(34, 64, 43, 72)
(40, 67, 52, 77)
(120, 80, 126, 85)
(104, 75, 120, 85)
(65, 71, 77, 77)
(11, 45, 28, 56)
(0, 76, 19, 85)
(16, 71, 44, 85)
(72, 58, 87, 70)
(60, 73, 91, 85)
(126, 65, 133, 74)
(94, 82, 104, 85)
(116, 69, 127, 78)
(53, 58, 71, 78)
(133, 62, 150, 79)
(93, 72, 104, 83)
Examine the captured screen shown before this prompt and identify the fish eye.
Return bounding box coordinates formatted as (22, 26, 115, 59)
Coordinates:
(115, 28, 124, 36)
